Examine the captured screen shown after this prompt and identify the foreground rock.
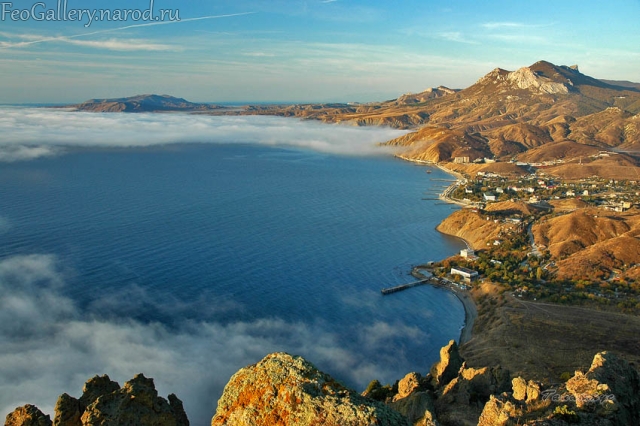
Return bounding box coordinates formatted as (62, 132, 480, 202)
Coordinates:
(5, 405, 51, 426)
(7, 345, 640, 426)
(5, 374, 188, 426)
(211, 352, 409, 426)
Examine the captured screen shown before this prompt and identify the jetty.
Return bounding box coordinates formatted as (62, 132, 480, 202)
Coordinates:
(381, 278, 431, 295)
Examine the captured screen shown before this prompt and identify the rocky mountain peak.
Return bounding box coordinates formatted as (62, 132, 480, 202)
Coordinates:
(211, 352, 409, 426)
(506, 66, 570, 94)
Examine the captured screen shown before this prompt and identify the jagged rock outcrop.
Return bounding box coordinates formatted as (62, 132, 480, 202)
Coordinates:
(511, 377, 542, 403)
(211, 352, 410, 426)
(434, 363, 511, 426)
(394, 372, 424, 402)
(566, 351, 640, 424)
(430, 340, 464, 387)
(5, 405, 51, 426)
(53, 394, 82, 426)
(52, 374, 188, 426)
(476, 395, 521, 426)
(389, 392, 438, 426)
(7, 347, 640, 426)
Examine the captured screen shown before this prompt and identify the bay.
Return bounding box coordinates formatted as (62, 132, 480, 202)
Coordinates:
(0, 125, 464, 424)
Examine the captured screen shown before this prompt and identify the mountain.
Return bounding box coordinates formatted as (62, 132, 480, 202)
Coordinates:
(231, 61, 640, 174)
(13, 346, 637, 426)
(69, 94, 224, 113)
(382, 61, 640, 166)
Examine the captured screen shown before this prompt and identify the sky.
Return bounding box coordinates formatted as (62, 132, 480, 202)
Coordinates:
(0, 0, 639, 106)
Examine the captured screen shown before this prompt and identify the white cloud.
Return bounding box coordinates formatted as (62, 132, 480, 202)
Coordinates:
(0, 108, 407, 161)
(62, 38, 175, 51)
(0, 254, 427, 425)
(481, 22, 527, 29)
(0, 145, 60, 162)
(0, 31, 175, 51)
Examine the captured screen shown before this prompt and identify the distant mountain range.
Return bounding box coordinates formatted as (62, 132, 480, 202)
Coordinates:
(68, 94, 224, 112)
(64, 61, 640, 176)
(376, 61, 640, 173)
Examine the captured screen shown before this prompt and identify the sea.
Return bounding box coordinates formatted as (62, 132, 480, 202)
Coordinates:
(0, 112, 465, 424)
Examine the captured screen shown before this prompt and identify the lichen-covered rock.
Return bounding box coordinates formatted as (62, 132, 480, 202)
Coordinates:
(388, 392, 438, 426)
(433, 363, 510, 425)
(477, 395, 521, 426)
(430, 340, 463, 387)
(80, 374, 187, 426)
(393, 372, 423, 402)
(51, 374, 188, 426)
(566, 351, 640, 424)
(53, 394, 82, 426)
(5, 405, 52, 426)
(78, 375, 120, 408)
(512, 377, 528, 401)
(525, 380, 541, 403)
(211, 352, 410, 426)
(512, 377, 541, 403)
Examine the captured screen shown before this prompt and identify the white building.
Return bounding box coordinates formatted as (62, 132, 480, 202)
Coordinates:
(460, 248, 476, 258)
(450, 267, 479, 282)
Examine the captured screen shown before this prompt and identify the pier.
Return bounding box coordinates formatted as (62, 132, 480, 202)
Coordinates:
(381, 279, 431, 295)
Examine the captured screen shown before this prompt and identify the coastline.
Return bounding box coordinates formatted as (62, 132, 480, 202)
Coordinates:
(411, 268, 478, 346)
(450, 286, 477, 345)
(399, 154, 478, 345)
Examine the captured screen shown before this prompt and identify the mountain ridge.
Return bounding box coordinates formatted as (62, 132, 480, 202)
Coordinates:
(69, 94, 224, 113)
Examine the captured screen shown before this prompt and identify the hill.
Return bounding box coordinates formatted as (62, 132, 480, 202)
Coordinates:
(380, 61, 640, 170)
(69, 94, 225, 113)
(226, 60, 640, 179)
(532, 207, 640, 281)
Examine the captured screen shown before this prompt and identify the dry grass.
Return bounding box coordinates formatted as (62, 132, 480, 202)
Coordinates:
(461, 284, 640, 383)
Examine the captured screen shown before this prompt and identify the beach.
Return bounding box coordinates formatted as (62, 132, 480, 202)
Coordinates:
(398, 154, 478, 345)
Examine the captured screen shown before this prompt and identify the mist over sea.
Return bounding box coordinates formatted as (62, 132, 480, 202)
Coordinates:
(0, 110, 465, 424)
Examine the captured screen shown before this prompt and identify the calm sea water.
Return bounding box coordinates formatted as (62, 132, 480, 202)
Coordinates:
(0, 141, 464, 422)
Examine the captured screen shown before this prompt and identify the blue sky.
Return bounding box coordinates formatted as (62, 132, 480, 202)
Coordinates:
(0, 0, 639, 103)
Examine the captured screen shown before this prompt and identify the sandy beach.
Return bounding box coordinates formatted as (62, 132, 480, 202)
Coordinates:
(400, 155, 477, 345)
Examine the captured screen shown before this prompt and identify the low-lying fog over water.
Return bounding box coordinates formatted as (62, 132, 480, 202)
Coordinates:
(0, 109, 464, 425)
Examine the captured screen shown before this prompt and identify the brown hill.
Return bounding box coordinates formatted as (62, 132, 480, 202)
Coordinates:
(532, 208, 640, 279)
(442, 161, 529, 177)
(393, 86, 458, 105)
(373, 60, 640, 176)
(385, 126, 491, 162)
(516, 140, 601, 163)
(543, 154, 640, 180)
(436, 206, 525, 250)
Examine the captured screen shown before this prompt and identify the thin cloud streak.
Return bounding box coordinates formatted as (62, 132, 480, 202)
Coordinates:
(0, 12, 256, 49)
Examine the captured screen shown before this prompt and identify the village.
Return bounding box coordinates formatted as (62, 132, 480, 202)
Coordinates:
(420, 159, 640, 314)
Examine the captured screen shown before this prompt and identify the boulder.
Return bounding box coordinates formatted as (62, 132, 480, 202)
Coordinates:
(430, 340, 464, 387)
(477, 395, 521, 426)
(211, 352, 410, 426)
(52, 374, 188, 426)
(511, 377, 542, 403)
(393, 372, 423, 402)
(566, 351, 640, 424)
(388, 392, 438, 426)
(5, 405, 51, 426)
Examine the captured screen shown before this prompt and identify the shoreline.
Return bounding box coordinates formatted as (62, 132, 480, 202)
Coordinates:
(400, 154, 478, 345)
(412, 268, 478, 346)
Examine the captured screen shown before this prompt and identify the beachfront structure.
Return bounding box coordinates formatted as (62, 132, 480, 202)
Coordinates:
(483, 192, 496, 202)
(450, 267, 479, 283)
(460, 248, 476, 259)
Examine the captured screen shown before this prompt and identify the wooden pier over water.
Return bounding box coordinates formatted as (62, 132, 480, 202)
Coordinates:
(381, 278, 432, 295)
